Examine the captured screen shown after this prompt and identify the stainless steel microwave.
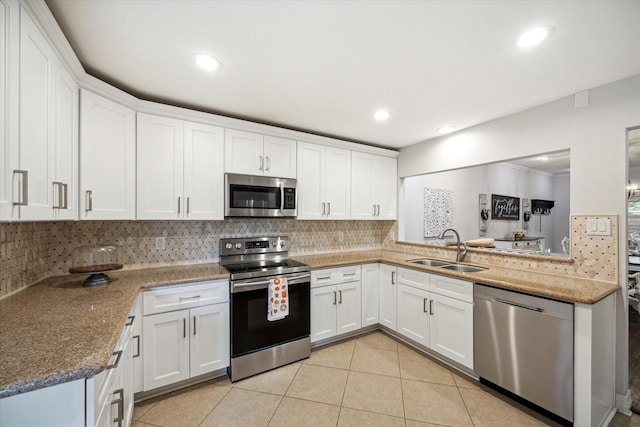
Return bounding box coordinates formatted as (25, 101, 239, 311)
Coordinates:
(225, 174, 297, 218)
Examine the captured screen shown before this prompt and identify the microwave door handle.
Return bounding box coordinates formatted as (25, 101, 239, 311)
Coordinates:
(280, 183, 284, 215)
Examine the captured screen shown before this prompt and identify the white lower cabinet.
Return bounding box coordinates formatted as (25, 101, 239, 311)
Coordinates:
(310, 266, 362, 342)
(395, 267, 474, 369)
(361, 263, 379, 327)
(142, 281, 229, 391)
(378, 264, 397, 331)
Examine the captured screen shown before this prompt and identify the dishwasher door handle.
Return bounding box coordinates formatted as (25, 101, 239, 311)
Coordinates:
(493, 297, 544, 313)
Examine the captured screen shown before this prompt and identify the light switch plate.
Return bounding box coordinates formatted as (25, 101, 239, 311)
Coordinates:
(586, 218, 611, 236)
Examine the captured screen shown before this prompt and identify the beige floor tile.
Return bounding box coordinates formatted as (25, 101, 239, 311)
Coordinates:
(350, 345, 400, 377)
(138, 383, 231, 427)
(132, 402, 157, 421)
(337, 407, 405, 426)
(268, 397, 340, 427)
(402, 379, 473, 426)
(399, 351, 455, 385)
(342, 371, 404, 418)
(234, 362, 301, 395)
(459, 388, 546, 427)
(131, 421, 161, 427)
(452, 372, 481, 389)
(405, 420, 447, 427)
(285, 364, 349, 405)
(305, 341, 355, 369)
(200, 388, 282, 427)
(355, 331, 398, 351)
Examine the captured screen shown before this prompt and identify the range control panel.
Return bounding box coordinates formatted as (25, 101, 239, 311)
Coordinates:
(220, 236, 288, 256)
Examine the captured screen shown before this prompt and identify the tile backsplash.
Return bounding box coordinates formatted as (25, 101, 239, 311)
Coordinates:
(0, 219, 395, 297)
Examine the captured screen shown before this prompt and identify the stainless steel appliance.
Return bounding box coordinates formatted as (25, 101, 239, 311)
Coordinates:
(225, 174, 297, 218)
(474, 284, 574, 423)
(220, 236, 310, 382)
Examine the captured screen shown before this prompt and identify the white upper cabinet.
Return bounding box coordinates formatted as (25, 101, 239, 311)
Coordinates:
(15, 6, 77, 221)
(80, 89, 136, 220)
(351, 152, 397, 220)
(0, 0, 15, 221)
(225, 129, 296, 178)
(137, 113, 224, 220)
(297, 141, 350, 219)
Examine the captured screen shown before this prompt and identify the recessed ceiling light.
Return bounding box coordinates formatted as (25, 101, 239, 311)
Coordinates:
(193, 54, 221, 71)
(437, 125, 456, 134)
(517, 26, 553, 48)
(374, 110, 390, 121)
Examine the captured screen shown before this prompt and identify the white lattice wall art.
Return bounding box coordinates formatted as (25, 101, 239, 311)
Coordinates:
(424, 187, 454, 237)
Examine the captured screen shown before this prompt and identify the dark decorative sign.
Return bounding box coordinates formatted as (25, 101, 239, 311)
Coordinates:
(491, 194, 520, 220)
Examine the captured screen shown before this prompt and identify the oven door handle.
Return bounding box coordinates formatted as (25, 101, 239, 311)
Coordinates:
(231, 273, 311, 293)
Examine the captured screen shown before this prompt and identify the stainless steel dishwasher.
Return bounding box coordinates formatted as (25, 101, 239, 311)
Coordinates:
(474, 284, 574, 422)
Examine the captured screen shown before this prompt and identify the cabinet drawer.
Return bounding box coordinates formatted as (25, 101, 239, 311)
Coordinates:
(430, 274, 473, 303)
(311, 265, 361, 288)
(397, 267, 429, 292)
(143, 280, 229, 315)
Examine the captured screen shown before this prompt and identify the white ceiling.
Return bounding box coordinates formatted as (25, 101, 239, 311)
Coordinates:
(46, 0, 640, 149)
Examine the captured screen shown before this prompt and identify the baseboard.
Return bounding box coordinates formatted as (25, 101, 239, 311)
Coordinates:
(616, 389, 633, 416)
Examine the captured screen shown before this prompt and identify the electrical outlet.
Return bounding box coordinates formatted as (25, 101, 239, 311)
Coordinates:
(390, 231, 395, 241)
(155, 237, 166, 250)
(338, 231, 344, 241)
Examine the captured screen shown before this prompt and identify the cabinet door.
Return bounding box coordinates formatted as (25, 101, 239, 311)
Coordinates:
(143, 310, 190, 391)
(190, 303, 230, 377)
(18, 8, 54, 220)
(263, 135, 296, 178)
(132, 296, 143, 394)
(184, 122, 224, 220)
(137, 113, 184, 219)
(397, 284, 429, 347)
(324, 147, 350, 219)
(350, 152, 376, 219)
(336, 281, 361, 335)
(224, 129, 263, 175)
(310, 285, 337, 342)
(429, 293, 473, 369)
(296, 141, 325, 219)
(51, 63, 78, 220)
(361, 264, 379, 327)
(375, 156, 397, 219)
(79, 89, 136, 219)
(378, 264, 397, 330)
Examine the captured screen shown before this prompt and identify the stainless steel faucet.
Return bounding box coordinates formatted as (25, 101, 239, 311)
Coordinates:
(438, 228, 467, 262)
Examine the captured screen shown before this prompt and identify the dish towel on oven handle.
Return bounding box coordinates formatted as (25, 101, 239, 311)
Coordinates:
(268, 277, 289, 321)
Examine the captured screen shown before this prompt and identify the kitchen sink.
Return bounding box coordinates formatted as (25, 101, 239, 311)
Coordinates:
(439, 264, 487, 273)
(407, 259, 451, 267)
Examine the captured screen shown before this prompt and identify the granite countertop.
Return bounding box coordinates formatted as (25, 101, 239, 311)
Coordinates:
(0, 263, 229, 399)
(0, 251, 618, 399)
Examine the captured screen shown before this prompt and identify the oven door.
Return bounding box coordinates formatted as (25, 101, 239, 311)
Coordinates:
(231, 273, 310, 358)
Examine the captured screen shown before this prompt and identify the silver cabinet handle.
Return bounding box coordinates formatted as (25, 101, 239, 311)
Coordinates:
(52, 182, 63, 209)
(429, 299, 434, 315)
(13, 170, 28, 206)
(187, 197, 190, 215)
(259, 155, 263, 171)
(133, 335, 140, 358)
(322, 202, 326, 215)
(63, 183, 68, 209)
(333, 290, 337, 305)
(338, 290, 343, 304)
(376, 205, 380, 216)
(391, 271, 396, 285)
(112, 388, 124, 427)
(106, 350, 123, 369)
(372, 204, 376, 216)
(179, 295, 201, 302)
(266, 156, 270, 172)
(327, 202, 331, 216)
(125, 315, 135, 326)
(183, 318, 186, 338)
(423, 298, 428, 313)
(193, 315, 197, 336)
(85, 190, 93, 212)
(178, 196, 181, 215)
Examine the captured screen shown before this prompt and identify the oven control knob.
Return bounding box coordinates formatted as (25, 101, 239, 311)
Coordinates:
(280, 240, 286, 248)
(225, 243, 233, 250)
(235, 242, 242, 250)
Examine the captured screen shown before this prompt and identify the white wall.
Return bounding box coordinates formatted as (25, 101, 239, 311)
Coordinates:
(398, 74, 640, 400)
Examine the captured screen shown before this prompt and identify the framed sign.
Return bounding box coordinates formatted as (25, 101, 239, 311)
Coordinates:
(491, 194, 520, 220)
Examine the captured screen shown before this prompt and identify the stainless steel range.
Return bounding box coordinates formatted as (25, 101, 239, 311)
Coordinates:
(220, 236, 310, 382)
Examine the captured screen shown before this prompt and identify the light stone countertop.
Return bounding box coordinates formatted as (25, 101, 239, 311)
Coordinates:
(0, 251, 618, 399)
